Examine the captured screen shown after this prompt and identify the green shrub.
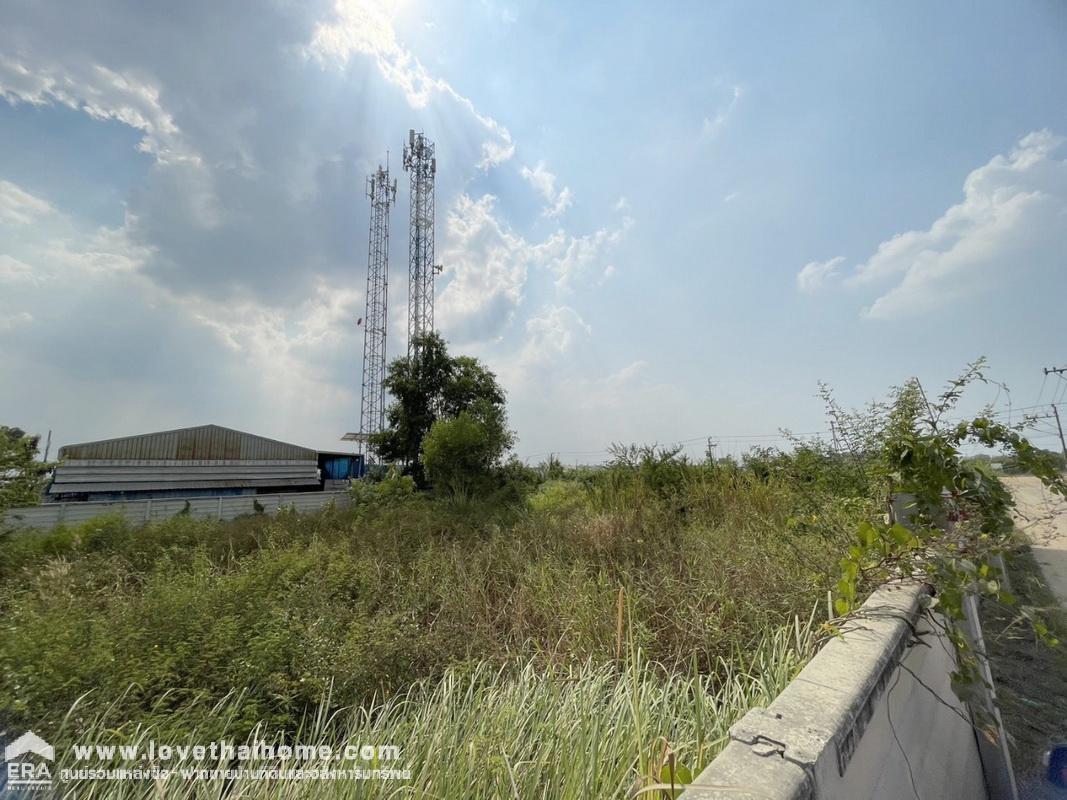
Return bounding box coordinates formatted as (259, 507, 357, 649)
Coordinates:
(422, 409, 506, 499)
(526, 479, 589, 516)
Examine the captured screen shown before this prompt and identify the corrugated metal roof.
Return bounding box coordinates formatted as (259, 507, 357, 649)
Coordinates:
(58, 425, 317, 462)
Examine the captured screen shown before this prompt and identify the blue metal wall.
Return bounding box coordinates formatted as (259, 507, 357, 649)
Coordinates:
(319, 454, 364, 480)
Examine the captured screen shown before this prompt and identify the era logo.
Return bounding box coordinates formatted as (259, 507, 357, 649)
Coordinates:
(4, 731, 54, 790)
(6, 760, 52, 784)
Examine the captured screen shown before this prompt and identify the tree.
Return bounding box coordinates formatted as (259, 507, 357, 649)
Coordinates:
(1, 427, 47, 511)
(422, 403, 513, 499)
(370, 333, 513, 486)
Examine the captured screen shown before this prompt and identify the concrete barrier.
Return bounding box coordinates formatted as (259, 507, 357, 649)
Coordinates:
(681, 582, 991, 800)
(1, 491, 351, 531)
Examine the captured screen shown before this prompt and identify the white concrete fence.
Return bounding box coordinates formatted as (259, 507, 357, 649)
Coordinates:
(1, 491, 351, 530)
(680, 582, 1001, 800)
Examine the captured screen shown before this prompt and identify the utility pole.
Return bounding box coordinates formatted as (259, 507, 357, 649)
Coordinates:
(357, 162, 397, 462)
(403, 129, 441, 359)
(1052, 404, 1067, 472)
(1042, 367, 1067, 470)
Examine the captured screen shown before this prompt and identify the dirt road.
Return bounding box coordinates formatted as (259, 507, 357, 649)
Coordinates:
(1003, 475, 1067, 607)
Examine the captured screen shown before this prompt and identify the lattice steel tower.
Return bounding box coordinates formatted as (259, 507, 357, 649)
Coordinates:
(403, 129, 440, 358)
(358, 163, 397, 458)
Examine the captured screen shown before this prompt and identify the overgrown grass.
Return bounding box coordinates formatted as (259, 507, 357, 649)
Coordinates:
(48, 616, 818, 799)
(0, 452, 871, 794)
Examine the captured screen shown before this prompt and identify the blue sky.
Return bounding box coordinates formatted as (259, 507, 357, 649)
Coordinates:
(1, 0, 1066, 461)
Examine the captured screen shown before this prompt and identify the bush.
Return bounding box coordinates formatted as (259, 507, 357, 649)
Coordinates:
(527, 479, 589, 516)
(422, 409, 507, 499)
(349, 468, 418, 508)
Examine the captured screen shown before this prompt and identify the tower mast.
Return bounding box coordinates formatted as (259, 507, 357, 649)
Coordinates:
(358, 163, 397, 460)
(403, 129, 440, 358)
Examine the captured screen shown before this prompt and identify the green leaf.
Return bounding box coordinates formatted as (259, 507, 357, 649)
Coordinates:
(661, 763, 693, 785)
(887, 524, 912, 547)
(857, 522, 878, 548)
(840, 560, 859, 582)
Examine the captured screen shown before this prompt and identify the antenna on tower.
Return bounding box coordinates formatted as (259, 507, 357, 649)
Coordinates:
(357, 162, 396, 462)
(402, 130, 439, 359)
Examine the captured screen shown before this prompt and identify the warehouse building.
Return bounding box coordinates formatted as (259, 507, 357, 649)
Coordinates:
(48, 424, 362, 502)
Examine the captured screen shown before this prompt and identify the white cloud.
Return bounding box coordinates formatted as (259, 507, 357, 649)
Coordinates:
(0, 57, 196, 166)
(477, 135, 517, 172)
(0, 213, 149, 289)
(0, 311, 33, 330)
(547, 187, 573, 218)
(294, 284, 364, 346)
(436, 193, 563, 342)
(309, 0, 514, 170)
(796, 255, 844, 294)
(437, 192, 632, 341)
(42, 224, 153, 277)
(801, 130, 1067, 319)
(0, 254, 38, 283)
(520, 161, 573, 218)
(549, 216, 633, 291)
(0, 54, 222, 235)
(520, 305, 591, 365)
(702, 85, 743, 139)
(163, 282, 362, 417)
(614, 196, 629, 212)
(0, 179, 54, 225)
(519, 162, 554, 200)
(180, 278, 360, 360)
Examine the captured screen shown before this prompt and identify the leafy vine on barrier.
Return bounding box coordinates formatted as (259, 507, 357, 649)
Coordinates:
(829, 359, 1066, 699)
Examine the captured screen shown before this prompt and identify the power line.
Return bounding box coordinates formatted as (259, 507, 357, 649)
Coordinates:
(1035, 371, 1049, 406)
(1056, 377, 1067, 406)
(1038, 366, 1067, 466)
(1043, 367, 1067, 464)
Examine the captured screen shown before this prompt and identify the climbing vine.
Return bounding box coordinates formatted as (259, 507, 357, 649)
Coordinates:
(829, 360, 1066, 694)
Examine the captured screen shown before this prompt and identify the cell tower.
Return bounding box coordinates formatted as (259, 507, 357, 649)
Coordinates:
(403, 129, 441, 358)
(357, 163, 397, 459)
